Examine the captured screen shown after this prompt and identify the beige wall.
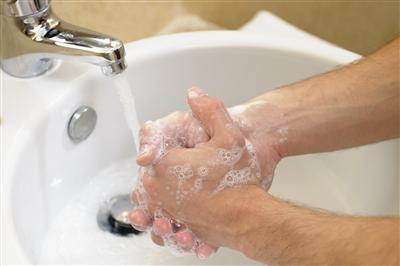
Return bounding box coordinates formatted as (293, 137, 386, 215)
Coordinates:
(52, 1, 185, 42)
(53, 1, 399, 55)
(184, 1, 399, 55)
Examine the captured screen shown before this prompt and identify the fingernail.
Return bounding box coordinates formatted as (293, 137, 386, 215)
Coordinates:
(188, 87, 205, 99)
(153, 218, 172, 236)
(138, 144, 150, 158)
(196, 243, 215, 259)
(144, 120, 153, 126)
(175, 230, 194, 247)
(129, 210, 150, 231)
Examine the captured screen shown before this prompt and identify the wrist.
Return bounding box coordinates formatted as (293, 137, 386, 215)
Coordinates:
(217, 186, 270, 252)
(228, 100, 285, 181)
(186, 186, 268, 249)
(229, 188, 282, 262)
(232, 191, 309, 264)
(229, 83, 315, 159)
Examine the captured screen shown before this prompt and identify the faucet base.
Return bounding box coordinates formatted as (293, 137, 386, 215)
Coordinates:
(1, 55, 54, 78)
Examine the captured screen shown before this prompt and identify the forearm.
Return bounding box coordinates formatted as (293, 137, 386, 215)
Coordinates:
(232, 188, 399, 265)
(235, 38, 399, 158)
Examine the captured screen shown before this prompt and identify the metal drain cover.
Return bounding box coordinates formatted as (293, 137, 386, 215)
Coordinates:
(97, 194, 142, 236)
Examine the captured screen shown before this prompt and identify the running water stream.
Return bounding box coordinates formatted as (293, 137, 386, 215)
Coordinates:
(113, 72, 141, 151)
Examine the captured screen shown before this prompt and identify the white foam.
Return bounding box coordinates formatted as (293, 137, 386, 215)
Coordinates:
(227, 105, 248, 116)
(38, 158, 163, 264)
(193, 178, 204, 193)
(214, 167, 252, 193)
(168, 164, 194, 182)
(197, 166, 209, 177)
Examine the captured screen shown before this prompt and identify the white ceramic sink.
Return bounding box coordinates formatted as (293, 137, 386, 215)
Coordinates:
(1, 31, 398, 264)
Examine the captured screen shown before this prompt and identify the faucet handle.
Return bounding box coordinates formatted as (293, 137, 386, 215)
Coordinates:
(1, 0, 50, 17)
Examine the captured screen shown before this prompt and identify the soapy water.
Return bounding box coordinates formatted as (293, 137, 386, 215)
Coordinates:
(38, 158, 154, 264)
(38, 158, 257, 265)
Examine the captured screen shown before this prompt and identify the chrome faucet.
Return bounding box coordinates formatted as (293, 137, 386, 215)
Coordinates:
(0, 0, 127, 78)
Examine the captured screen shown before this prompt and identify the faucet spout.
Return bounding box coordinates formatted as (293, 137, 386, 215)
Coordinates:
(0, 2, 127, 78)
(40, 12, 127, 76)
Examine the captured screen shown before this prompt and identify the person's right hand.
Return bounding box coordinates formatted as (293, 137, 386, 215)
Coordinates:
(129, 88, 284, 258)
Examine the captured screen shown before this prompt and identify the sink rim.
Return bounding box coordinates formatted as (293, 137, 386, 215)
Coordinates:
(125, 30, 360, 65)
(1, 30, 361, 264)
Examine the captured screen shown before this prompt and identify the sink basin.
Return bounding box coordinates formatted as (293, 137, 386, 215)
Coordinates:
(2, 31, 398, 264)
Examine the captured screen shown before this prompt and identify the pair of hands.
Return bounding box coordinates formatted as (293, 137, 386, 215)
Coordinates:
(129, 87, 281, 258)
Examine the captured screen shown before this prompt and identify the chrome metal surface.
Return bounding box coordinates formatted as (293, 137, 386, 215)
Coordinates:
(67, 106, 97, 143)
(97, 194, 141, 236)
(109, 195, 133, 225)
(0, 1, 127, 77)
(1, 0, 50, 17)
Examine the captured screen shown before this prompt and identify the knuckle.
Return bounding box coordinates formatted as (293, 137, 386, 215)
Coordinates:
(138, 128, 146, 140)
(139, 123, 155, 140)
(169, 110, 185, 120)
(221, 126, 245, 148)
(224, 134, 237, 148)
(175, 110, 185, 116)
(146, 202, 156, 217)
(209, 98, 224, 111)
(143, 120, 155, 131)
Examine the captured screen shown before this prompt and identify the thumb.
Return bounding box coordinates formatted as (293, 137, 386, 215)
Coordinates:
(187, 87, 243, 148)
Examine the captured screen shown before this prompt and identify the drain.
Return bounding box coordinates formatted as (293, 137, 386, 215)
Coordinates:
(97, 194, 142, 236)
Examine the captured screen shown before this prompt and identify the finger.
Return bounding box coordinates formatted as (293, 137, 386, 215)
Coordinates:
(131, 189, 153, 213)
(142, 174, 158, 199)
(153, 217, 173, 236)
(128, 209, 151, 231)
(141, 174, 163, 218)
(187, 87, 230, 136)
(175, 230, 194, 249)
(130, 190, 140, 205)
(187, 87, 244, 148)
(196, 243, 217, 259)
(136, 121, 161, 166)
(183, 112, 210, 147)
(151, 232, 165, 246)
